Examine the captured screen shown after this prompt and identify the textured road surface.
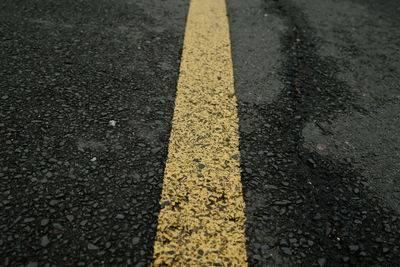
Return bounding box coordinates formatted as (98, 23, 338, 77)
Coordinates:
(229, 0, 400, 265)
(1, 0, 188, 265)
(153, 0, 247, 265)
(1, 0, 400, 266)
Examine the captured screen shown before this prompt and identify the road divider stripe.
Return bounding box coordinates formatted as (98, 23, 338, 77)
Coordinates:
(152, 0, 248, 265)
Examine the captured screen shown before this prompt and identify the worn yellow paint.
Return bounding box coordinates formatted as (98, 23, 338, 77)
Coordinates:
(152, 0, 247, 266)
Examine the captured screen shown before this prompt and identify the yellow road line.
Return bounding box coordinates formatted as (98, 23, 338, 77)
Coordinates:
(152, 0, 247, 266)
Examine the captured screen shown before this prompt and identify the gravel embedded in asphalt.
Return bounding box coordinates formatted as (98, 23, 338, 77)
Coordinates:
(0, 0, 189, 265)
(229, 0, 400, 265)
(1, 0, 399, 266)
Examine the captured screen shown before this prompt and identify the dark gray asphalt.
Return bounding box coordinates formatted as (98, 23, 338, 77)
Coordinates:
(0, 0, 188, 265)
(1, 0, 400, 266)
(229, 0, 400, 266)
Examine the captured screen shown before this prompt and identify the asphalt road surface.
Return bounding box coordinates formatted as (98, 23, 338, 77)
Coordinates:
(1, 0, 399, 266)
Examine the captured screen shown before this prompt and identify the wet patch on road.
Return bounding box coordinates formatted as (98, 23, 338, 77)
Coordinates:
(298, 0, 400, 214)
(228, 0, 286, 107)
(231, 0, 400, 265)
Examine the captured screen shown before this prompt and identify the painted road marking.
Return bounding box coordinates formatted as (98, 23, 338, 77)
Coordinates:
(152, 0, 248, 265)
